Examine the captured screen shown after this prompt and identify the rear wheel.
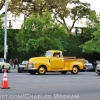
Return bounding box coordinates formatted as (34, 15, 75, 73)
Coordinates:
(61, 71, 67, 74)
(38, 66, 46, 75)
(71, 66, 79, 74)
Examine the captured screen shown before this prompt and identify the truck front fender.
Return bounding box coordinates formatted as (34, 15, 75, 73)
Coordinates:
(35, 62, 51, 71)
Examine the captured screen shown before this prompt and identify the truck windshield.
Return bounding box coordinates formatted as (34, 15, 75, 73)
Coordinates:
(45, 52, 52, 57)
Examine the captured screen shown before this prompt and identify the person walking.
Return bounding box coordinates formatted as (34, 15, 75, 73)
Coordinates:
(14, 58, 19, 69)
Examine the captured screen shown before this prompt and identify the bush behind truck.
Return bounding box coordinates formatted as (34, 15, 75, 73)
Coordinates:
(24, 50, 86, 75)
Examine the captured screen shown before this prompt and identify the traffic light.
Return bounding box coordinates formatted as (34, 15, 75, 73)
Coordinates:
(22, 0, 32, 2)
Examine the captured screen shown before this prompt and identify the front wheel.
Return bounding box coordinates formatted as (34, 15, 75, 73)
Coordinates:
(38, 66, 46, 75)
(71, 66, 79, 74)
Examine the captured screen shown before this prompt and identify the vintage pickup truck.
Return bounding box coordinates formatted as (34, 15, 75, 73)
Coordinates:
(24, 50, 86, 75)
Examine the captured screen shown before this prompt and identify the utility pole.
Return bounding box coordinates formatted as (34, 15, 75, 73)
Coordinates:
(4, 0, 8, 61)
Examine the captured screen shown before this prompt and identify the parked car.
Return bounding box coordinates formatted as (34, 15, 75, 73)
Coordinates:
(95, 64, 100, 75)
(18, 60, 27, 73)
(85, 60, 93, 72)
(93, 60, 100, 71)
(0, 58, 11, 73)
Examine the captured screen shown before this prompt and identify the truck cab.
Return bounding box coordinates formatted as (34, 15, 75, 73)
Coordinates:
(45, 50, 64, 69)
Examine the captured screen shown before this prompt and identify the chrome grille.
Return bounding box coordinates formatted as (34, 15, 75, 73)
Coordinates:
(28, 63, 33, 68)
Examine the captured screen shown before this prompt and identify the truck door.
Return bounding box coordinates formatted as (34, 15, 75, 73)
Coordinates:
(50, 53, 64, 69)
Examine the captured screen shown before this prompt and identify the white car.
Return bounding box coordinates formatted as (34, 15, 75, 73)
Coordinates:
(0, 58, 11, 73)
(95, 64, 100, 75)
(18, 60, 27, 73)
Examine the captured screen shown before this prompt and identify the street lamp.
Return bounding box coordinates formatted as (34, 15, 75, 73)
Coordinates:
(4, 0, 8, 61)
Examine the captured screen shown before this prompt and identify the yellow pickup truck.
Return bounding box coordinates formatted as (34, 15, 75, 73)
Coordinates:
(24, 50, 86, 75)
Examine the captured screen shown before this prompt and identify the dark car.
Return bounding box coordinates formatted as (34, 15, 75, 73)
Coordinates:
(18, 60, 27, 73)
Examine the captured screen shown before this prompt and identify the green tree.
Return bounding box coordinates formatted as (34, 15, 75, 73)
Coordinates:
(9, 0, 93, 33)
(9, 0, 69, 16)
(67, 0, 91, 33)
(82, 11, 100, 39)
(80, 27, 100, 54)
(0, 0, 4, 11)
(16, 12, 68, 56)
(0, 14, 3, 28)
(0, 0, 10, 14)
(86, 11, 100, 29)
(45, 0, 69, 31)
(80, 10, 100, 54)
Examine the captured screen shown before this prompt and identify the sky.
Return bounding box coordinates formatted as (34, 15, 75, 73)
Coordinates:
(1, 0, 100, 29)
(80, 0, 100, 13)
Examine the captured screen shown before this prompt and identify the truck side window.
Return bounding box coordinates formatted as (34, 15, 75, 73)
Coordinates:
(53, 53, 60, 57)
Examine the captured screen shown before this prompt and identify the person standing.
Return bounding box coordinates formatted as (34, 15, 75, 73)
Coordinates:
(9, 59, 13, 69)
(14, 58, 19, 69)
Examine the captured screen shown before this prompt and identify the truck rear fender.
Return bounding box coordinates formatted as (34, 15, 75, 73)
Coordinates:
(72, 65, 80, 70)
(70, 62, 83, 70)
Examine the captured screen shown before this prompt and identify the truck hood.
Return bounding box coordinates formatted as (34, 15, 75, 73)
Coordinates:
(28, 57, 50, 63)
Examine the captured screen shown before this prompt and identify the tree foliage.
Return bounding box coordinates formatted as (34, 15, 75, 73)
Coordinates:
(7, 0, 93, 33)
(81, 10, 100, 41)
(0, 14, 4, 53)
(87, 11, 100, 29)
(0, 0, 4, 11)
(67, 0, 91, 33)
(0, 14, 3, 28)
(80, 27, 100, 54)
(0, 29, 19, 54)
(16, 12, 68, 56)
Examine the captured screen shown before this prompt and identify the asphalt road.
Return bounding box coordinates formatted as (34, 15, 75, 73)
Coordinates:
(0, 69, 100, 100)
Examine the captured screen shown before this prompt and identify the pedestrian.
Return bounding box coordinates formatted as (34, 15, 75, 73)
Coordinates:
(14, 58, 19, 69)
(9, 59, 13, 69)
